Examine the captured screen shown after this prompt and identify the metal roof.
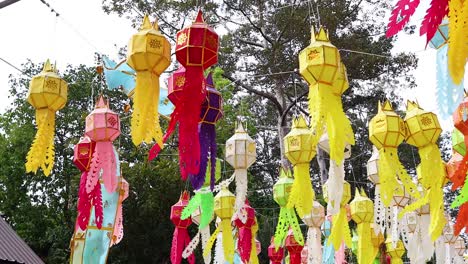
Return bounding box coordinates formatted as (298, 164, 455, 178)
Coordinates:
(0, 217, 44, 264)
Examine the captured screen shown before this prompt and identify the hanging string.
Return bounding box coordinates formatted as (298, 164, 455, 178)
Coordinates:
(314, 0, 322, 27)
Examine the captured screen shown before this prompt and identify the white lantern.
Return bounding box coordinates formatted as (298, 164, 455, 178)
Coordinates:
(318, 133, 351, 158)
(302, 201, 325, 228)
(225, 121, 256, 169)
(367, 146, 379, 184)
(443, 222, 458, 244)
(454, 237, 466, 256)
(405, 211, 418, 233)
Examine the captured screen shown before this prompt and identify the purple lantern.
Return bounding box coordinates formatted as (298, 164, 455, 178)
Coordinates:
(189, 72, 223, 190)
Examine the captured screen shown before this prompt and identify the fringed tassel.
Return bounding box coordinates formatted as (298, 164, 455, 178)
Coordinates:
(190, 123, 217, 190)
(454, 203, 468, 234)
(26, 109, 56, 176)
(307, 227, 322, 264)
(357, 223, 374, 264)
(214, 231, 224, 264)
(447, 0, 468, 85)
(130, 71, 163, 146)
(181, 190, 214, 229)
(237, 226, 252, 263)
(374, 185, 386, 234)
(201, 227, 212, 264)
(220, 219, 234, 263)
(112, 177, 128, 246)
(148, 110, 179, 161)
(327, 161, 344, 215)
(334, 242, 346, 264)
(234, 168, 248, 223)
(87, 142, 117, 194)
(288, 163, 315, 218)
(328, 207, 352, 249)
(170, 227, 193, 264)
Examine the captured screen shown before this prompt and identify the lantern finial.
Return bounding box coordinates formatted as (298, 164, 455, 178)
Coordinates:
(195, 10, 204, 23)
(152, 18, 159, 31)
(43, 59, 53, 72)
(235, 120, 246, 133)
(310, 26, 316, 43)
(141, 14, 152, 30)
(316, 27, 329, 42)
(292, 115, 308, 129)
(382, 100, 393, 111)
(406, 100, 420, 111)
(95, 95, 108, 109)
(206, 72, 214, 87)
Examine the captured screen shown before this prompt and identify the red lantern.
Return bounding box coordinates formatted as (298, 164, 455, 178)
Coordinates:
(268, 237, 285, 264)
(285, 229, 304, 264)
(170, 191, 195, 264)
(167, 65, 186, 106)
(73, 136, 95, 172)
(234, 200, 256, 263)
(447, 152, 466, 190)
(453, 96, 468, 137)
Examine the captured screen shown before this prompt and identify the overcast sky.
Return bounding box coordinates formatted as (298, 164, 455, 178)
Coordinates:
(0, 0, 466, 131)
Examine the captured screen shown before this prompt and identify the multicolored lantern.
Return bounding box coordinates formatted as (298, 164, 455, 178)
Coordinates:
(325, 180, 352, 250)
(283, 115, 316, 218)
(268, 237, 285, 264)
(285, 229, 304, 264)
(369, 101, 419, 206)
(126, 15, 170, 146)
(302, 200, 324, 264)
(385, 238, 405, 264)
(233, 200, 256, 263)
(205, 187, 235, 263)
(26, 59, 68, 176)
(298, 27, 355, 165)
(174, 10, 219, 178)
(273, 167, 304, 248)
(170, 191, 195, 264)
(225, 121, 256, 221)
(403, 100, 445, 241)
(190, 73, 223, 189)
(350, 189, 374, 264)
(85, 96, 120, 195)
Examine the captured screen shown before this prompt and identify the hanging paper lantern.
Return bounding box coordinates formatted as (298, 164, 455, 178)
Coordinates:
(298, 27, 355, 165)
(273, 167, 304, 248)
(173, 10, 219, 179)
(370, 223, 384, 260)
(403, 100, 445, 241)
(283, 115, 316, 218)
(85, 96, 120, 195)
(447, 152, 466, 190)
(126, 15, 170, 146)
(268, 237, 285, 264)
(26, 59, 68, 176)
(325, 180, 352, 250)
(302, 200, 324, 264)
(454, 236, 466, 256)
(285, 229, 304, 264)
(350, 189, 375, 264)
(452, 128, 466, 156)
(390, 184, 411, 243)
(385, 238, 405, 264)
(226, 121, 256, 220)
(369, 101, 419, 206)
(190, 72, 223, 190)
(73, 136, 96, 172)
(321, 219, 335, 264)
(233, 200, 256, 263)
(367, 146, 387, 235)
(205, 187, 235, 263)
(170, 191, 195, 264)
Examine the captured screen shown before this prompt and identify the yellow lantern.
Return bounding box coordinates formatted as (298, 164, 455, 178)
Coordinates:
(326, 180, 352, 250)
(206, 187, 235, 263)
(370, 223, 384, 249)
(126, 15, 171, 146)
(284, 115, 316, 218)
(385, 238, 405, 264)
(299, 27, 354, 165)
(26, 59, 68, 176)
(350, 189, 375, 264)
(369, 100, 419, 206)
(404, 101, 446, 241)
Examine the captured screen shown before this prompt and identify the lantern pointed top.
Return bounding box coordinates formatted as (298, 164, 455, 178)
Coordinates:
(206, 72, 214, 87)
(279, 166, 292, 179)
(152, 18, 160, 31)
(382, 100, 393, 111)
(235, 120, 246, 133)
(95, 95, 109, 109)
(141, 14, 152, 30)
(310, 26, 316, 43)
(292, 115, 308, 128)
(42, 59, 53, 72)
(360, 188, 368, 198)
(194, 9, 205, 23)
(316, 27, 329, 42)
(406, 100, 421, 111)
(180, 190, 190, 201)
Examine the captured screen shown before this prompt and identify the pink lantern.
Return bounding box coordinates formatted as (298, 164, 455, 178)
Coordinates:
(170, 191, 195, 264)
(85, 96, 120, 194)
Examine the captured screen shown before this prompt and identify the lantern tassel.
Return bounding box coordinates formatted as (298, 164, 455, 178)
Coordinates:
(76, 171, 104, 230)
(308, 85, 354, 165)
(374, 185, 386, 234)
(447, 0, 468, 85)
(112, 177, 128, 246)
(307, 227, 322, 264)
(170, 226, 195, 264)
(274, 207, 304, 248)
(182, 231, 200, 260)
(92, 182, 104, 229)
(233, 169, 248, 223)
(322, 222, 335, 264)
(328, 207, 352, 249)
(87, 142, 117, 194)
(452, 169, 468, 208)
(386, 0, 421, 37)
(238, 225, 252, 263)
(326, 161, 344, 215)
(178, 66, 205, 179)
(356, 222, 374, 264)
(220, 219, 235, 263)
(334, 242, 346, 264)
(131, 71, 163, 146)
(454, 203, 468, 235)
(420, 0, 449, 45)
(287, 163, 315, 218)
(190, 123, 217, 190)
(200, 226, 212, 264)
(203, 225, 220, 257)
(181, 190, 214, 229)
(435, 45, 464, 119)
(213, 230, 224, 264)
(26, 109, 56, 176)
(148, 110, 179, 161)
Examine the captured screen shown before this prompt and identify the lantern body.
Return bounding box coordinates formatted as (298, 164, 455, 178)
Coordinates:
(404, 101, 441, 147)
(442, 223, 458, 244)
(73, 137, 96, 172)
(175, 10, 218, 69)
(392, 184, 410, 207)
(298, 27, 340, 86)
(370, 224, 384, 247)
(284, 116, 316, 165)
(273, 169, 294, 206)
(167, 65, 186, 105)
(385, 238, 405, 259)
(367, 146, 379, 184)
(331, 63, 349, 95)
(323, 180, 351, 205)
(268, 237, 284, 262)
(369, 101, 406, 149)
(214, 188, 235, 219)
(302, 201, 325, 227)
(453, 96, 468, 135)
(405, 211, 418, 233)
(452, 128, 466, 156)
(447, 152, 465, 185)
(429, 19, 448, 49)
(350, 192, 374, 223)
(27, 60, 68, 111)
(126, 16, 171, 75)
(170, 191, 192, 228)
(285, 230, 304, 254)
(454, 237, 465, 256)
(201, 73, 223, 124)
(225, 122, 256, 169)
(85, 97, 121, 142)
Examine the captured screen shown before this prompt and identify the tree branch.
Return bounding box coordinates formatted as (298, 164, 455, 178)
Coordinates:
(280, 90, 308, 126)
(222, 73, 283, 113)
(238, 38, 265, 48)
(0, 0, 20, 9)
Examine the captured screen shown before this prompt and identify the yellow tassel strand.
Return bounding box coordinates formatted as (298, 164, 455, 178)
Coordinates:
(448, 0, 468, 84)
(328, 206, 352, 249)
(26, 109, 56, 176)
(287, 163, 315, 218)
(221, 219, 234, 264)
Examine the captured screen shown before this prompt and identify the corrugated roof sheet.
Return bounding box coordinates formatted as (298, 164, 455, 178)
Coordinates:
(0, 217, 44, 264)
